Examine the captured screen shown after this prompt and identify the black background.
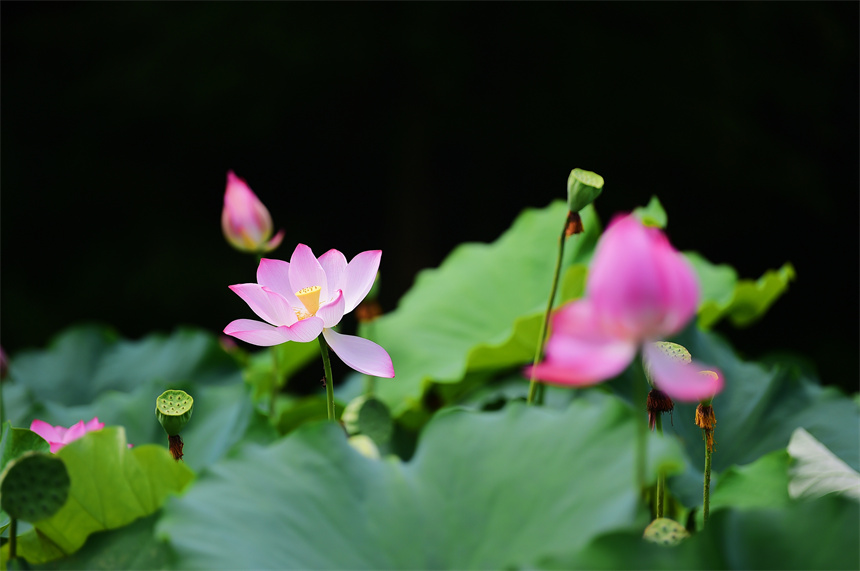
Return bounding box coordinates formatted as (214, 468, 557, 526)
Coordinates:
(2, 3, 857, 392)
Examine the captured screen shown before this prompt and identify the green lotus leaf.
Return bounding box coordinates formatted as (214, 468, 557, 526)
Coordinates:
(548, 495, 859, 570)
(157, 393, 683, 569)
(2, 427, 193, 565)
(633, 195, 668, 228)
(687, 253, 795, 329)
(29, 512, 175, 570)
(371, 201, 600, 417)
(1, 423, 50, 472)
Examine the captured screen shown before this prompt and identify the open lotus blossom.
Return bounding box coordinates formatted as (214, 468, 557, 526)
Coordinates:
(221, 170, 285, 253)
(528, 214, 723, 402)
(224, 243, 395, 378)
(30, 417, 104, 453)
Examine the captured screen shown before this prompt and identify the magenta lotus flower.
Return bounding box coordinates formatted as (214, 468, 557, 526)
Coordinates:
(30, 417, 104, 453)
(224, 243, 395, 378)
(221, 170, 285, 253)
(529, 214, 723, 402)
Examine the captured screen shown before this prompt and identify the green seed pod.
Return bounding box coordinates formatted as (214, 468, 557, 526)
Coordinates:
(341, 395, 393, 445)
(643, 517, 690, 546)
(0, 451, 70, 522)
(156, 389, 194, 436)
(566, 168, 604, 214)
(643, 341, 692, 387)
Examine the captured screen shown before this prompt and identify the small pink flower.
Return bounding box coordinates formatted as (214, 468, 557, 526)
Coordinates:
(529, 214, 723, 402)
(221, 170, 285, 253)
(30, 417, 104, 453)
(224, 244, 395, 378)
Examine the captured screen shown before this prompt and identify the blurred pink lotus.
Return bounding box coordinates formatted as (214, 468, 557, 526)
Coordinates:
(529, 214, 723, 402)
(221, 170, 285, 253)
(30, 417, 104, 453)
(224, 243, 394, 378)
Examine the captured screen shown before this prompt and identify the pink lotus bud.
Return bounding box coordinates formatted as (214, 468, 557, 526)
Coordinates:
(587, 214, 699, 342)
(221, 171, 285, 253)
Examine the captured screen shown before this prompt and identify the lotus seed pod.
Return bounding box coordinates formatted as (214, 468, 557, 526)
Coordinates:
(156, 389, 194, 436)
(643, 341, 692, 387)
(0, 451, 70, 522)
(566, 168, 604, 214)
(643, 518, 690, 546)
(341, 395, 393, 445)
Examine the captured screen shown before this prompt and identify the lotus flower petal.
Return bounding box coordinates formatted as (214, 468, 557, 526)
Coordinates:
(589, 215, 699, 341)
(30, 417, 104, 453)
(224, 317, 324, 346)
(257, 258, 303, 308)
(317, 289, 345, 328)
(319, 249, 348, 297)
(343, 250, 381, 313)
(643, 343, 724, 402)
(228, 284, 297, 327)
(528, 299, 637, 385)
(323, 328, 394, 378)
(290, 244, 329, 300)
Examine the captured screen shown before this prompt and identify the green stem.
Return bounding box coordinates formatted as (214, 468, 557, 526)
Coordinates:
(703, 439, 712, 525)
(318, 336, 336, 421)
(269, 346, 280, 419)
(655, 414, 665, 518)
(527, 221, 569, 405)
(9, 517, 17, 560)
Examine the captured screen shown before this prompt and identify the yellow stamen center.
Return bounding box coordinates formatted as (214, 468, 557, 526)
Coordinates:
(296, 286, 322, 318)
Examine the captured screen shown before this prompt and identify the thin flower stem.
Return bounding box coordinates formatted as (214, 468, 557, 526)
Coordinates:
(703, 440, 712, 525)
(655, 414, 666, 518)
(9, 517, 16, 560)
(318, 336, 336, 421)
(527, 221, 569, 405)
(269, 346, 280, 419)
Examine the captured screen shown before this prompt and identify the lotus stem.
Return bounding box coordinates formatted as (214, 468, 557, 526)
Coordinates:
(655, 413, 666, 518)
(528, 215, 573, 405)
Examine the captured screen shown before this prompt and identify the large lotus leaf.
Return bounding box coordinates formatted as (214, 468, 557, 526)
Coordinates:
(157, 394, 684, 570)
(371, 201, 600, 416)
(552, 494, 859, 570)
(31, 512, 175, 570)
(0, 423, 51, 533)
(688, 253, 795, 329)
(8, 326, 241, 408)
(1, 423, 50, 471)
(685, 251, 738, 322)
(3, 428, 193, 565)
(7, 324, 119, 406)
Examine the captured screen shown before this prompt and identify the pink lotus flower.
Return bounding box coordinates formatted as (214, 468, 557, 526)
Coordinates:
(30, 417, 104, 453)
(221, 170, 285, 253)
(529, 214, 723, 402)
(224, 244, 395, 378)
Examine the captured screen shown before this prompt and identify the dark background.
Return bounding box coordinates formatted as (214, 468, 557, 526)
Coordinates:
(2, 3, 857, 393)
